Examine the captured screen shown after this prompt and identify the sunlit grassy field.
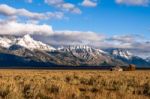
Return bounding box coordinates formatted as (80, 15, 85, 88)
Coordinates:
(0, 70, 150, 99)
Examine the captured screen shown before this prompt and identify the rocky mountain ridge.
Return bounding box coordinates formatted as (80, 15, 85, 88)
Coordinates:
(0, 34, 149, 67)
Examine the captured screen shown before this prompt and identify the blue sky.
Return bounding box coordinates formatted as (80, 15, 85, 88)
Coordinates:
(0, 0, 150, 38)
(0, 0, 150, 55)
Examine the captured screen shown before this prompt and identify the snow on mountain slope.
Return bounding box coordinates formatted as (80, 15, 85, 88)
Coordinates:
(112, 49, 133, 59)
(58, 45, 104, 54)
(0, 34, 56, 51)
(15, 34, 56, 51)
(0, 37, 15, 48)
(55, 45, 126, 66)
(106, 48, 150, 67)
(58, 45, 107, 59)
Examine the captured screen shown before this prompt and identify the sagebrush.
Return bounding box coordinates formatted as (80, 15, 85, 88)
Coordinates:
(0, 70, 150, 99)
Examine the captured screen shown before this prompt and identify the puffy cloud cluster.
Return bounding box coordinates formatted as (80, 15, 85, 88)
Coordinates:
(44, 0, 81, 14)
(33, 30, 104, 46)
(81, 0, 97, 7)
(107, 35, 144, 43)
(104, 34, 148, 48)
(115, 0, 150, 6)
(0, 4, 63, 36)
(0, 20, 53, 35)
(0, 4, 64, 20)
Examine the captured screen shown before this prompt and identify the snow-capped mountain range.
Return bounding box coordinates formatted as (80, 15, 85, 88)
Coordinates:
(15, 34, 56, 51)
(0, 34, 55, 51)
(106, 48, 150, 67)
(58, 45, 106, 59)
(56, 45, 112, 65)
(0, 34, 149, 67)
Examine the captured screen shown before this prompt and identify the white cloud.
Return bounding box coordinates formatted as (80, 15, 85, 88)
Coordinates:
(0, 4, 64, 20)
(54, 30, 104, 41)
(81, 0, 97, 7)
(107, 35, 143, 43)
(59, 3, 81, 14)
(44, 0, 63, 5)
(103, 34, 150, 51)
(34, 30, 105, 46)
(0, 20, 53, 35)
(115, 0, 150, 6)
(44, 0, 82, 14)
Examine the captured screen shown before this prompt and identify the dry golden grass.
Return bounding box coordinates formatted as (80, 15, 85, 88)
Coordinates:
(0, 70, 150, 99)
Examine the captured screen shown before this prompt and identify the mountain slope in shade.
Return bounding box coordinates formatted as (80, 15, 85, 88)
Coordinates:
(0, 47, 61, 67)
(106, 48, 150, 67)
(0, 45, 126, 67)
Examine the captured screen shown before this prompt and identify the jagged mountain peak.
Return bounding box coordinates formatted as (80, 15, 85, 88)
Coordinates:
(58, 45, 103, 53)
(58, 45, 89, 50)
(57, 45, 107, 61)
(105, 48, 150, 67)
(22, 34, 33, 41)
(69, 45, 91, 49)
(69, 45, 94, 53)
(111, 49, 133, 59)
(0, 34, 56, 51)
(15, 34, 56, 51)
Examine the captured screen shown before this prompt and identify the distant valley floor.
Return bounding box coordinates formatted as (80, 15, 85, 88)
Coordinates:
(0, 66, 150, 70)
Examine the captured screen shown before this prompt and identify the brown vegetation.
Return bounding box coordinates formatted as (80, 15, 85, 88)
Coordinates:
(0, 70, 149, 99)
